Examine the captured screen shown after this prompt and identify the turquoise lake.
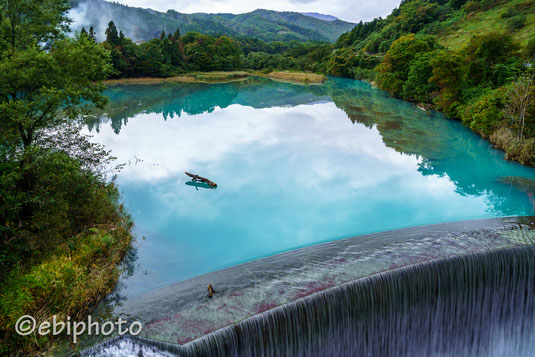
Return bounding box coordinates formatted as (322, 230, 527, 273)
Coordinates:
(86, 77, 535, 298)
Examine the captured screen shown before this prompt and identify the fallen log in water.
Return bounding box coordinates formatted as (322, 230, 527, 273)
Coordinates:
(185, 172, 217, 188)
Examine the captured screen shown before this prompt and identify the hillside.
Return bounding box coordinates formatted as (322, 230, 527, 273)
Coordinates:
(434, 0, 535, 49)
(335, 0, 534, 53)
(69, 0, 355, 43)
(328, 0, 535, 167)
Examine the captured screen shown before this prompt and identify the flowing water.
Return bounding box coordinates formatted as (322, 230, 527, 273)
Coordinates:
(82, 224, 535, 356)
(79, 77, 535, 356)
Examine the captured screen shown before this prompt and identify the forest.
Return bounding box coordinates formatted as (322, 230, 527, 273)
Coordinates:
(89, 21, 334, 77)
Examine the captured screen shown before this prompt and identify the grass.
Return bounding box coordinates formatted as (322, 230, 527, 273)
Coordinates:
(104, 71, 250, 86)
(436, 0, 535, 50)
(0, 192, 134, 355)
(104, 70, 327, 86)
(254, 70, 327, 84)
(490, 127, 535, 165)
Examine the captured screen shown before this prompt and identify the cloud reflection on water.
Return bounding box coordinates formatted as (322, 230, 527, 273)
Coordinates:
(85, 79, 535, 296)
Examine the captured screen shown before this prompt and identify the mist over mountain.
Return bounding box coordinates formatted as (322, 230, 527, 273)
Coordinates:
(68, 0, 355, 43)
(300, 12, 339, 21)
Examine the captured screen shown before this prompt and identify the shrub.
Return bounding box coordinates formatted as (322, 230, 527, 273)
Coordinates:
(0, 147, 134, 354)
(461, 88, 506, 136)
(378, 40, 393, 53)
(463, 1, 481, 12)
(524, 38, 535, 60)
(500, 7, 517, 18)
(508, 16, 527, 31)
(353, 67, 376, 81)
(377, 34, 437, 97)
(490, 127, 535, 165)
(403, 51, 439, 103)
(0, 223, 133, 352)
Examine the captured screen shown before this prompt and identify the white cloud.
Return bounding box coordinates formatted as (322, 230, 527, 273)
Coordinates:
(111, 0, 401, 23)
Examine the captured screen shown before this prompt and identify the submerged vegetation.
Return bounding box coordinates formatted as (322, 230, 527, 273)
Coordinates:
(0, 0, 133, 354)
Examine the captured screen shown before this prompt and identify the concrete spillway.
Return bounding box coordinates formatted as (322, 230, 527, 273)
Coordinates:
(81, 217, 535, 356)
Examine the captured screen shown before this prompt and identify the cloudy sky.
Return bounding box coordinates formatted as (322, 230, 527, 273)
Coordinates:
(111, 0, 401, 23)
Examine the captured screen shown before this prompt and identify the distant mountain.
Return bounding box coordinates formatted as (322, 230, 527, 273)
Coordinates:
(68, 0, 355, 43)
(300, 12, 339, 21)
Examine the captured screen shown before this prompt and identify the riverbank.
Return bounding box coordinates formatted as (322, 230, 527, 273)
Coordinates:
(0, 176, 134, 355)
(104, 70, 327, 86)
(362, 75, 535, 167)
(103, 71, 250, 85)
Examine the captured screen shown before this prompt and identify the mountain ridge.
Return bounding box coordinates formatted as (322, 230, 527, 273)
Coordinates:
(68, 0, 355, 43)
(300, 12, 339, 21)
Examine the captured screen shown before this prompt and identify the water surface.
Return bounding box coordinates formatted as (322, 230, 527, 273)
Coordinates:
(86, 77, 535, 297)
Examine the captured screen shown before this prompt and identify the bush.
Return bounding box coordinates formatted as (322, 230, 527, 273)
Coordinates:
(353, 67, 376, 81)
(377, 34, 437, 97)
(508, 16, 527, 31)
(461, 88, 506, 137)
(403, 51, 439, 103)
(490, 127, 535, 165)
(1, 224, 133, 354)
(500, 7, 517, 18)
(0, 146, 134, 354)
(525, 38, 535, 60)
(378, 40, 393, 53)
(463, 1, 481, 12)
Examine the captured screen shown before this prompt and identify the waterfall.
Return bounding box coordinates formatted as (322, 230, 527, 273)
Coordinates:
(83, 245, 535, 356)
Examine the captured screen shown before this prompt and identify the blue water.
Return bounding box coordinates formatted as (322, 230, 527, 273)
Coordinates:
(86, 77, 535, 297)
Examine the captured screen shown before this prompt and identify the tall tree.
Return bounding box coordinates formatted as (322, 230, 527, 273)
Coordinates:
(504, 74, 534, 138)
(172, 28, 181, 41)
(0, 0, 112, 211)
(0, 0, 70, 52)
(88, 25, 96, 42)
(105, 20, 119, 45)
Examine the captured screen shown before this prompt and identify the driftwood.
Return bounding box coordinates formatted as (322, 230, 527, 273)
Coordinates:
(185, 172, 217, 188)
(207, 284, 215, 298)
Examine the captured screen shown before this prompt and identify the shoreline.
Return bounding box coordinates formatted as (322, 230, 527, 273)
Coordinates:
(1, 192, 134, 355)
(103, 70, 327, 86)
(103, 71, 250, 85)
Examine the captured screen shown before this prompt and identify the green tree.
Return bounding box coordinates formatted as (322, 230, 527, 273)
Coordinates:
(184, 33, 215, 71)
(135, 40, 165, 76)
(0, 0, 112, 233)
(105, 20, 119, 45)
(464, 33, 520, 87)
(429, 50, 465, 116)
(0, 0, 70, 52)
(504, 74, 534, 138)
(213, 36, 241, 70)
(88, 25, 96, 42)
(402, 51, 439, 103)
(461, 88, 506, 136)
(377, 34, 437, 97)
